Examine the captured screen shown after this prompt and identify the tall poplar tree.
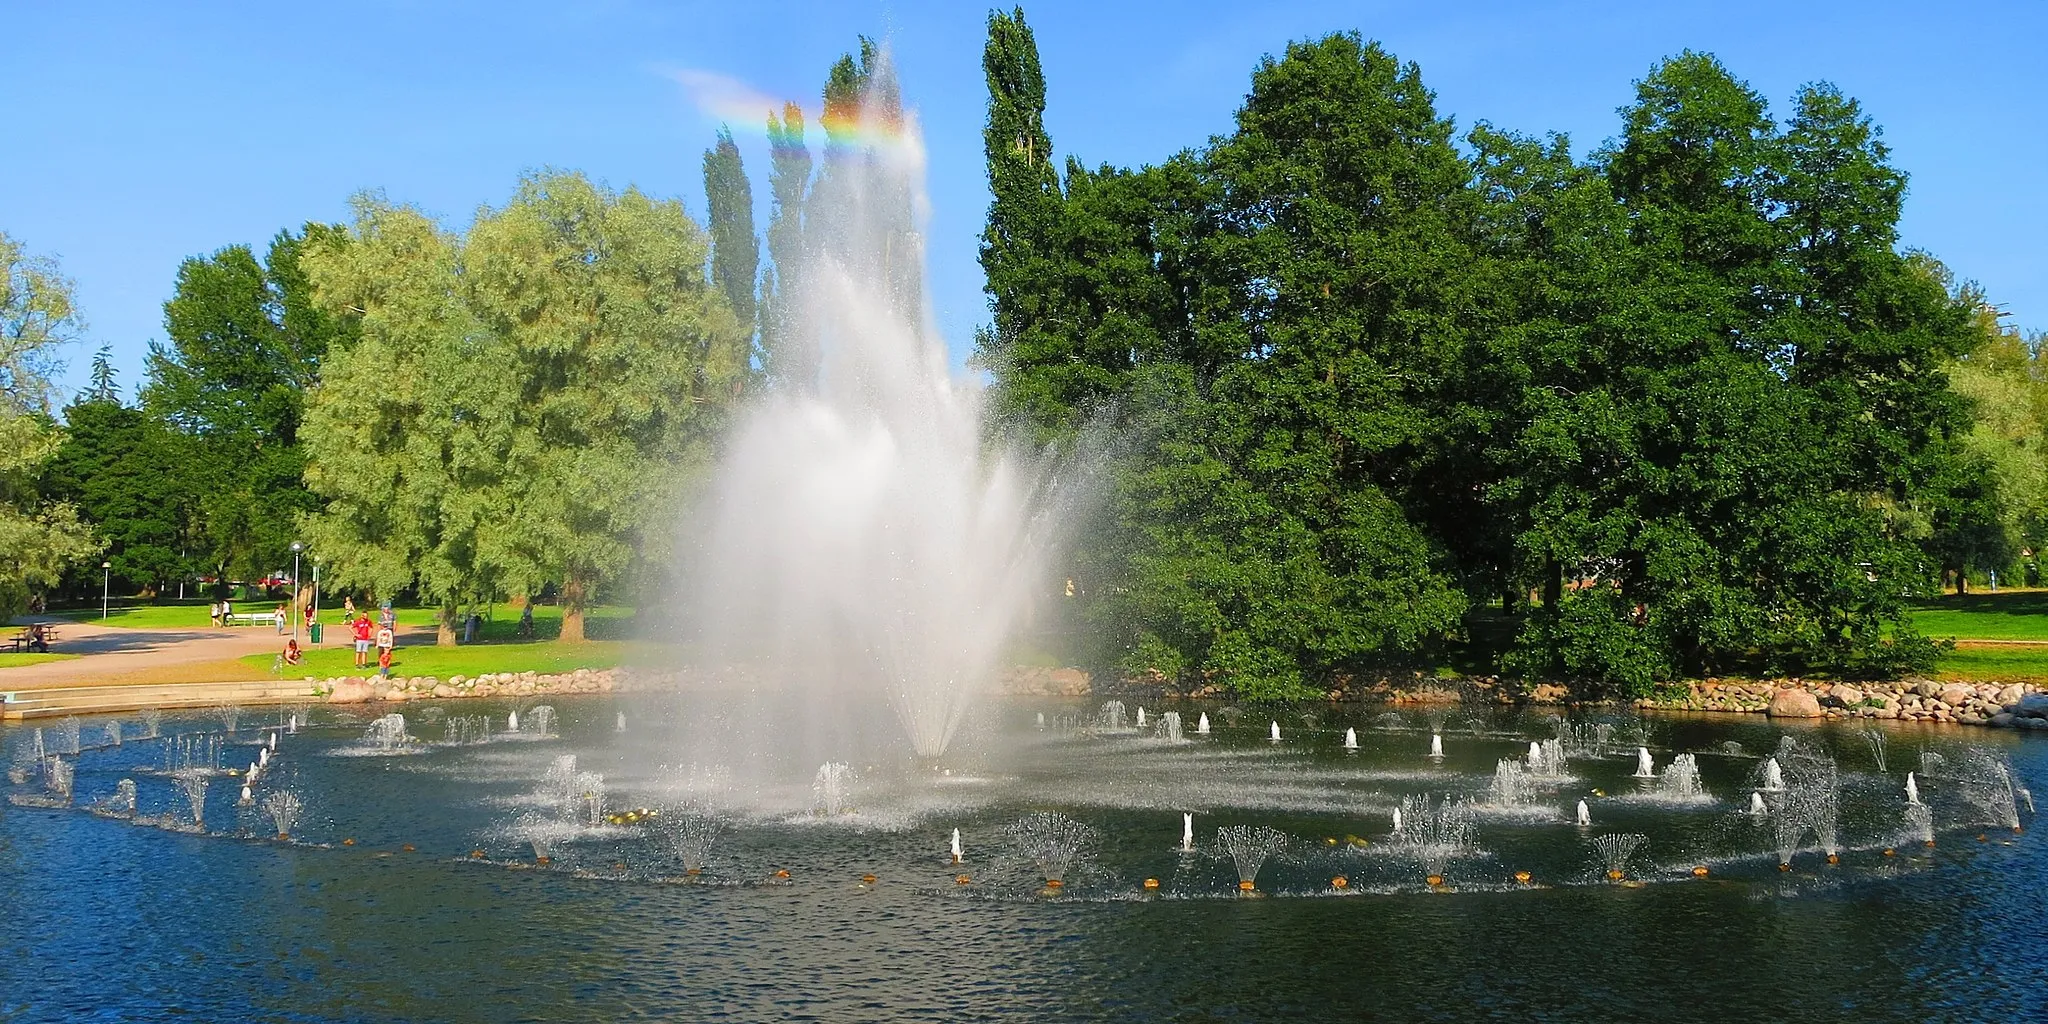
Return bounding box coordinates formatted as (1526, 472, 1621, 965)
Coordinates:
(703, 126, 759, 349)
(759, 103, 813, 388)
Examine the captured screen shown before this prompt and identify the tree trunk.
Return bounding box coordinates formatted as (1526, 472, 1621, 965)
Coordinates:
(437, 604, 458, 647)
(1542, 557, 1563, 613)
(560, 574, 588, 643)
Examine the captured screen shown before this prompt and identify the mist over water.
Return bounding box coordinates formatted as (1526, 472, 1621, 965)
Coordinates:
(684, 64, 1068, 764)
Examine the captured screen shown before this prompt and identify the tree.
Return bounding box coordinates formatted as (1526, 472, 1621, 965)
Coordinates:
(146, 227, 354, 583)
(0, 232, 102, 615)
(298, 196, 520, 644)
(42, 389, 194, 595)
(703, 127, 759, 345)
(759, 103, 813, 388)
(463, 170, 747, 642)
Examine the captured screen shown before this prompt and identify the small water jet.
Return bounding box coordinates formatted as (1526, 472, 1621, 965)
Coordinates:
(1901, 802, 1935, 848)
(1269, 721, 1281, 743)
(1905, 772, 1921, 806)
(1181, 813, 1195, 853)
(665, 808, 724, 876)
(1633, 747, 1656, 779)
(1098, 700, 1128, 732)
(1750, 792, 1768, 817)
(1659, 753, 1706, 801)
(1576, 800, 1591, 826)
(1391, 805, 1404, 834)
(507, 711, 519, 733)
(1391, 794, 1474, 883)
(951, 828, 964, 863)
(57, 717, 82, 756)
(1135, 707, 1146, 728)
(1863, 729, 1889, 774)
(1528, 738, 1568, 780)
(216, 705, 242, 735)
(1196, 712, 1210, 735)
(1158, 711, 1183, 743)
(95, 779, 137, 818)
(361, 714, 414, 753)
(1428, 733, 1444, 760)
(1489, 759, 1531, 808)
(525, 706, 558, 738)
(171, 769, 209, 829)
(444, 715, 493, 745)
(615, 712, 627, 733)
(262, 791, 304, 840)
(1589, 833, 1647, 881)
(45, 758, 74, 805)
(814, 762, 855, 816)
(1005, 811, 1094, 891)
(1762, 757, 1785, 792)
(1215, 825, 1288, 893)
(1343, 727, 1358, 751)
(139, 708, 162, 740)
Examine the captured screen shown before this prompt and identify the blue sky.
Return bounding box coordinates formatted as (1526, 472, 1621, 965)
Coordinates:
(6, 1, 2043, 403)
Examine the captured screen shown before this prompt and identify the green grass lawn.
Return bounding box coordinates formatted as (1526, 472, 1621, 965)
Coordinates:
(0, 652, 83, 668)
(1936, 645, 2048, 682)
(47, 599, 633, 638)
(240, 638, 652, 679)
(1909, 589, 2048, 642)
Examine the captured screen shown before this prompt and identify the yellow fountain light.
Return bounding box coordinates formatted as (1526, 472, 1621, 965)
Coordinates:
(1513, 870, 1532, 884)
(1141, 878, 1159, 890)
(1691, 866, 1709, 877)
(861, 873, 878, 885)
(1606, 869, 1625, 881)
(1426, 874, 1444, 887)
(1330, 876, 1348, 890)
(1237, 880, 1256, 891)
(956, 874, 972, 885)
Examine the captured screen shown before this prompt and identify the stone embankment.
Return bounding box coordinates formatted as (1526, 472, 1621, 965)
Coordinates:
(996, 665, 2048, 731)
(311, 667, 651, 704)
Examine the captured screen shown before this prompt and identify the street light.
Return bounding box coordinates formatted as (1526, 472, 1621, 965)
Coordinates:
(311, 558, 322, 644)
(101, 562, 112, 620)
(291, 542, 304, 639)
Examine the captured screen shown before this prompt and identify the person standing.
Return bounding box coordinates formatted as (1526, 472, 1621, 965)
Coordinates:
(343, 595, 357, 620)
(376, 643, 393, 679)
(375, 623, 395, 658)
(275, 602, 289, 635)
(351, 613, 373, 669)
(208, 599, 220, 627)
(378, 600, 396, 634)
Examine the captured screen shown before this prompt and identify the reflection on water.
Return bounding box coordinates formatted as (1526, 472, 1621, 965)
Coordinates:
(1, 698, 2043, 1022)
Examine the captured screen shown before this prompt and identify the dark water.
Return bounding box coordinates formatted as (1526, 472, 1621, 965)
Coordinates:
(1, 698, 2041, 1023)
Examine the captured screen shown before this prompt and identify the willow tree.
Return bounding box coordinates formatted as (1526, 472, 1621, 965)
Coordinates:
(464, 170, 747, 641)
(298, 198, 523, 644)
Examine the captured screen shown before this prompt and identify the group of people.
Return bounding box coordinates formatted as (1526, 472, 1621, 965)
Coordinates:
(271, 595, 401, 677)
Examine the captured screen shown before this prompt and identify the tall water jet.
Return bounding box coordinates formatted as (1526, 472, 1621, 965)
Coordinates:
(686, 61, 1076, 762)
(950, 828, 964, 863)
(1269, 721, 1281, 743)
(1633, 747, 1656, 779)
(1215, 825, 1288, 893)
(1135, 707, 1146, 729)
(1098, 701, 1128, 732)
(1428, 734, 1444, 760)
(1576, 799, 1591, 827)
(1181, 813, 1195, 852)
(1528, 738, 1568, 780)
(1905, 772, 1921, 806)
(1343, 728, 1358, 751)
(1196, 713, 1210, 736)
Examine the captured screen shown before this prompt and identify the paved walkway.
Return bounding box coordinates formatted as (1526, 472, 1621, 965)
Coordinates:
(0, 616, 433, 689)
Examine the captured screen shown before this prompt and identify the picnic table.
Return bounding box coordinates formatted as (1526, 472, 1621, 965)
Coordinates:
(5, 625, 57, 654)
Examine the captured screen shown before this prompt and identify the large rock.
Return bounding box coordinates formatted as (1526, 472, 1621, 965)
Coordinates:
(1823, 684, 1865, 708)
(1913, 680, 1944, 699)
(1049, 667, 1091, 697)
(328, 677, 375, 704)
(2015, 693, 2048, 718)
(1938, 683, 1976, 708)
(1767, 688, 1823, 719)
(1996, 684, 2026, 706)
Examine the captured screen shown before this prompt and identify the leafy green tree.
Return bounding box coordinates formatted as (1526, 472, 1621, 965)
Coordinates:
(0, 232, 101, 615)
(298, 196, 519, 645)
(42, 385, 195, 595)
(146, 227, 355, 583)
(463, 170, 747, 641)
(703, 127, 759, 345)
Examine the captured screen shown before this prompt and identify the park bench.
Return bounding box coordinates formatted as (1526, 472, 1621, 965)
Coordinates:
(226, 612, 283, 627)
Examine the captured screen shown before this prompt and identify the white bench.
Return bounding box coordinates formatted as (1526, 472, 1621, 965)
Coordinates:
(226, 613, 283, 627)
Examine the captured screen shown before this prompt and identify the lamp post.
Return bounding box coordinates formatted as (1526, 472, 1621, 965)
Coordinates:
(312, 558, 321, 644)
(101, 561, 112, 620)
(291, 542, 304, 639)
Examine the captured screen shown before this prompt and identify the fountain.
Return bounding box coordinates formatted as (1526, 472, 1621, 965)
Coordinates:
(507, 711, 520, 733)
(262, 791, 304, 839)
(1216, 825, 1288, 892)
(1006, 811, 1094, 891)
(1528, 738, 1568, 780)
(46, 758, 74, 805)
(362, 714, 414, 753)
(1762, 757, 1785, 791)
(814, 762, 855, 816)
(1428, 733, 1443, 760)
(1576, 799, 1591, 827)
(1391, 805, 1404, 834)
(96, 779, 137, 818)
(216, 704, 241, 735)
(171, 768, 209, 830)
(683, 64, 1078, 763)
(1196, 713, 1210, 736)
(139, 708, 162, 740)
(57, 717, 81, 755)
(1633, 747, 1656, 779)
(950, 828, 964, 863)
(1659, 753, 1706, 801)
(1901, 802, 1936, 846)
(1392, 794, 1474, 883)
(1098, 700, 1128, 732)
(444, 715, 493, 745)
(1863, 729, 1889, 774)
(1181, 813, 1195, 852)
(1269, 721, 1281, 743)
(1158, 711, 1184, 743)
(1489, 759, 1531, 808)
(1590, 833, 1647, 881)
(1343, 727, 1358, 750)
(1946, 749, 2023, 831)
(1906, 772, 1921, 806)
(1750, 791, 1769, 816)
(525, 706, 558, 738)
(666, 807, 724, 875)
(1135, 707, 1146, 728)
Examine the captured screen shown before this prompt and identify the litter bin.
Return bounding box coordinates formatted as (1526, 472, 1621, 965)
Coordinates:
(308, 622, 323, 645)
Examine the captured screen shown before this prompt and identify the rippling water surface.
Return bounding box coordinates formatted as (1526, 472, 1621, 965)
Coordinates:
(2, 697, 2041, 1022)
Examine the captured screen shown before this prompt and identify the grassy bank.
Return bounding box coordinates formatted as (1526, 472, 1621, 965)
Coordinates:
(51, 600, 633, 638)
(239, 639, 650, 679)
(0, 652, 82, 668)
(1910, 590, 2048, 680)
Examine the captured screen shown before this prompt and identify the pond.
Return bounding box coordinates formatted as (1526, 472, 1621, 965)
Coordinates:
(2, 696, 2041, 1022)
